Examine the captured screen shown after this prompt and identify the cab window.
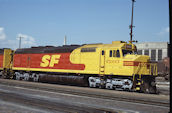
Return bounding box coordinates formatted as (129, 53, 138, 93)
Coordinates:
(109, 50, 119, 57)
(113, 50, 116, 57)
(116, 50, 120, 57)
(109, 50, 112, 57)
(122, 50, 133, 56)
(102, 50, 105, 55)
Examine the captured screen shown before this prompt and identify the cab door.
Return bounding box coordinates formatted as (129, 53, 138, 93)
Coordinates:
(100, 50, 105, 75)
(105, 49, 122, 75)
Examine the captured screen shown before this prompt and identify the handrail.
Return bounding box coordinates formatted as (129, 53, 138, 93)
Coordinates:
(134, 62, 157, 76)
(149, 63, 157, 76)
(134, 63, 141, 75)
(152, 63, 157, 75)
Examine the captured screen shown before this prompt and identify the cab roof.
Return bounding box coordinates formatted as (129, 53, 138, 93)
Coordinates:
(80, 41, 128, 49)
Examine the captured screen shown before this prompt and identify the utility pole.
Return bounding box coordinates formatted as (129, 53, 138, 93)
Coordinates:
(169, 0, 171, 60)
(129, 0, 137, 44)
(169, 0, 171, 110)
(19, 36, 23, 49)
(64, 35, 67, 45)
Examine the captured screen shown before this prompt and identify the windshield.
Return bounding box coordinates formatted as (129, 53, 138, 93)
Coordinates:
(122, 50, 133, 56)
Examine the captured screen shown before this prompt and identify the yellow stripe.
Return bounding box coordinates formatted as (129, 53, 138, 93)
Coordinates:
(136, 87, 140, 90)
(136, 82, 141, 85)
(12, 67, 97, 74)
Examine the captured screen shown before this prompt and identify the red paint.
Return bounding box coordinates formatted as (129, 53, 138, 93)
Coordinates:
(123, 61, 150, 68)
(123, 61, 140, 66)
(0, 55, 3, 68)
(13, 53, 85, 70)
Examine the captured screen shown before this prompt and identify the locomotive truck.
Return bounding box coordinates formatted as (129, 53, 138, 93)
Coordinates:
(0, 41, 157, 93)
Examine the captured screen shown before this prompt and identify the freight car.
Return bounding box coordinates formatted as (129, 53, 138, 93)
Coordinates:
(0, 49, 3, 75)
(0, 49, 13, 77)
(0, 41, 158, 93)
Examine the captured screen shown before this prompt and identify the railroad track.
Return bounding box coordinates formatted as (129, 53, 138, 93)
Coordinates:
(0, 90, 113, 113)
(0, 79, 169, 108)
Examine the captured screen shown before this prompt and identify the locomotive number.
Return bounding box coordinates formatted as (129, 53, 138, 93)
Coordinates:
(106, 60, 119, 63)
(40, 55, 61, 67)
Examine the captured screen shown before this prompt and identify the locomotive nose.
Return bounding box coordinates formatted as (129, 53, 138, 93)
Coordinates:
(135, 55, 150, 63)
(124, 54, 150, 63)
(123, 54, 150, 67)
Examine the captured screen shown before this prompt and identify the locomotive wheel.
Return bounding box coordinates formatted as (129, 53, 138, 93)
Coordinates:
(140, 80, 157, 94)
(149, 85, 157, 94)
(140, 82, 149, 93)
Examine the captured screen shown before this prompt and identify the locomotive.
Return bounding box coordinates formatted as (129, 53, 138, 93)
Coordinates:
(0, 41, 157, 93)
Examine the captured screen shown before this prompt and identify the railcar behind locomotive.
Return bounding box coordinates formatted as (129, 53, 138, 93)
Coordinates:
(0, 49, 3, 74)
(0, 41, 157, 93)
(0, 49, 3, 70)
(0, 49, 13, 76)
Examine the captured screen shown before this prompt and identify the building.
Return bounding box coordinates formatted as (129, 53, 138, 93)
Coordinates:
(135, 42, 168, 61)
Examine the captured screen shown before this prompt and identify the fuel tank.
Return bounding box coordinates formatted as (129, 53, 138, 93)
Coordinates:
(38, 74, 88, 86)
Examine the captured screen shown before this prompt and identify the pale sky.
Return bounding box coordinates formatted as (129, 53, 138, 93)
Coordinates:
(0, 0, 169, 49)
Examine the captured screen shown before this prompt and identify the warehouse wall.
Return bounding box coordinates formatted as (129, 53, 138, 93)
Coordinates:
(135, 42, 168, 61)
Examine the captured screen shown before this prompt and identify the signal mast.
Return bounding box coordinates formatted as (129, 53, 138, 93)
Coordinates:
(129, 0, 137, 44)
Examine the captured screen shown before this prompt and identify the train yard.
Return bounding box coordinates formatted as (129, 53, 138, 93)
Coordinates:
(0, 40, 170, 113)
(0, 79, 169, 113)
(0, 0, 170, 112)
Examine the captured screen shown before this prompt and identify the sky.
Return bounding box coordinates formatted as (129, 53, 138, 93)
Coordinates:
(0, 0, 169, 49)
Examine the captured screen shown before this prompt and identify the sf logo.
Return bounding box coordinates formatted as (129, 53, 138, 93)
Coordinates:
(40, 55, 61, 67)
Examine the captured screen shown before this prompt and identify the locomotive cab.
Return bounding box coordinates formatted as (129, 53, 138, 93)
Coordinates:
(104, 41, 157, 76)
(103, 41, 138, 76)
(94, 41, 157, 93)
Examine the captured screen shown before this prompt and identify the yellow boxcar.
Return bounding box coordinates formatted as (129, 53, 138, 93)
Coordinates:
(0, 48, 13, 78)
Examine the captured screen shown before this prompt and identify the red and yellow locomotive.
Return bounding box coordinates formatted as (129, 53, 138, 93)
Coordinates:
(0, 41, 157, 93)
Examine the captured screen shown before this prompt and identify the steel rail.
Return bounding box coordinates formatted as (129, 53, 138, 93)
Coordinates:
(0, 91, 113, 113)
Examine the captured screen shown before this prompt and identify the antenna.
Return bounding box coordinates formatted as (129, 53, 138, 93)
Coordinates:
(129, 0, 137, 44)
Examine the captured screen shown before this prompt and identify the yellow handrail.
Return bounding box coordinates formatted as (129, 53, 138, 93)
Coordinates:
(134, 62, 157, 76)
(134, 63, 141, 75)
(149, 63, 157, 76)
